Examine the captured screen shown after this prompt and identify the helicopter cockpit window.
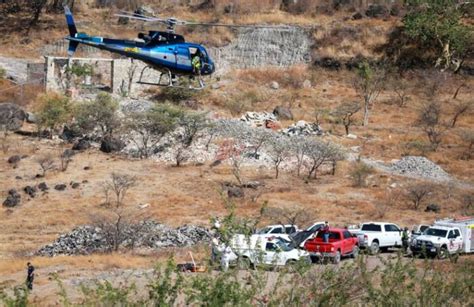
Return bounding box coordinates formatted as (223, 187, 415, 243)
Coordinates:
(188, 47, 199, 58)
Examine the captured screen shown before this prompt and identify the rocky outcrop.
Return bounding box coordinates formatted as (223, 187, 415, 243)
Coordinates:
(3, 189, 21, 207)
(100, 137, 125, 153)
(0, 103, 26, 131)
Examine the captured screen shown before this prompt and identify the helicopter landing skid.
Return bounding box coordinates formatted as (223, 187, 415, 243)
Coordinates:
(137, 66, 205, 90)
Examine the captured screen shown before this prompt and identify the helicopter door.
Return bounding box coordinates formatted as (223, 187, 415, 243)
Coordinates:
(176, 46, 192, 71)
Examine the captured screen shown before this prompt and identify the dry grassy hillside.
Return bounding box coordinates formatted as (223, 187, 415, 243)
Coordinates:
(0, 1, 473, 304)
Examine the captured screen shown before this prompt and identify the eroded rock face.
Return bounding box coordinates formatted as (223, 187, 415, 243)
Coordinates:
(210, 27, 312, 72)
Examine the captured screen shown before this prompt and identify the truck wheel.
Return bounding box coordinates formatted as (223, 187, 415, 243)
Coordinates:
(370, 241, 380, 255)
(238, 257, 252, 270)
(333, 251, 341, 264)
(437, 247, 448, 260)
(351, 246, 359, 258)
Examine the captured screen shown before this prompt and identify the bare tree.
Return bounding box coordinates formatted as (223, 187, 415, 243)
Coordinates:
(389, 75, 411, 107)
(331, 102, 360, 135)
(264, 206, 314, 230)
(458, 129, 474, 160)
(306, 141, 345, 179)
(450, 100, 473, 128)
(249, 129, 272, 159)
(59, 149, 74, 172)
(375, 189, 401, 218)
(292, 136, 310, 177)
(416, 101, 448, 151)
(36, 154, 55, 177)
(104, 173, 137, 208)
(353, 62, 386, 126)
(174, 111, 209, 166)
(267, 136, 291, 179)
(406, 183, 434, 210)
(462, 193, 473, 215)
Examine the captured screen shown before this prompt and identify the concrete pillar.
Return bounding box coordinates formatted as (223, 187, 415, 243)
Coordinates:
(112, 58, 132, 95)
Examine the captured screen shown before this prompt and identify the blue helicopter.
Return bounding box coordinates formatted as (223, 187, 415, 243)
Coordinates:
(65, 6, 218, 89)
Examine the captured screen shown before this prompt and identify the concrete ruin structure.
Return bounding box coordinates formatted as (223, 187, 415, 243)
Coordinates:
(44, 56, 157, 96)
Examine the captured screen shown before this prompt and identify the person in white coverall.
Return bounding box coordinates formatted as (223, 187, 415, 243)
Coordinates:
(220, 245, 237, 271)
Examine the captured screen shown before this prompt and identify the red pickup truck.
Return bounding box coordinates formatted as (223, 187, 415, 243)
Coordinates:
(304, 228, 359, 264)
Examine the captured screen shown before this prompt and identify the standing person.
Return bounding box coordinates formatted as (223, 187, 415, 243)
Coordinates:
(26, 262, 35, 290)
(402, 227, 410, 253)
(221, 245, 235, 271)
(191, 51, 202, 75)
(322, 221, 330, 243)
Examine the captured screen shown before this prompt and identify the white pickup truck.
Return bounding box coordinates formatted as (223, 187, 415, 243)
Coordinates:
(349, 222, 403, 254)
(410, 226, 464, 258)
(230, 234, 310, 268)
(254, 224, 299, 241)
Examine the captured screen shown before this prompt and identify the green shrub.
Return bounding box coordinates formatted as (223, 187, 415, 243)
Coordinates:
(349, 159, 374, 187)
(0, 66, 6, 79)
(35, 93, 72, 131)
(74, 93, 120, 136)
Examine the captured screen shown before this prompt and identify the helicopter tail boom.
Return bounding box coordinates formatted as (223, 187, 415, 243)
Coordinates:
(64, 6, 77, 37)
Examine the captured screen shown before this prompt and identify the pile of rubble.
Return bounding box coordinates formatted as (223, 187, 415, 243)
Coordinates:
(387, 156, 451, 182)
(37, 221, 212, 256)
(240, 112, 278, 128)
(280, 120, 323, 136)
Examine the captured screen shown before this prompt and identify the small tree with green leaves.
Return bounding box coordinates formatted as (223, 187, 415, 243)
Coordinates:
(127, 104, 183, 159)
(74, 93, 120, 137)
(403, 0, 473, 72)
(36, 93, 71, 134)
(353, 62, 386, 126)
(416, 101, 448, 151)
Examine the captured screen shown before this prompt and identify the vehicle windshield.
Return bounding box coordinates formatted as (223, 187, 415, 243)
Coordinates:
(276, 240, 292, 252)
(361, 224, 381, 231)
(256, 227, 271, 234)
(424, 228, 447, 238)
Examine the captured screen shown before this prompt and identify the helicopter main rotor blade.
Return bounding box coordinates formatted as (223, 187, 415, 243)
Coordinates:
(115, 13, 168, 24)
(115, 12, 306, 29)
(183, 21, 293, 29)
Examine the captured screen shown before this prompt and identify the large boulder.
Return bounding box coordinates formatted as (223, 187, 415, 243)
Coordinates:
(100, 137, 125, 153)
(72, 138, 91, 151)
(60, 125, 82, 142)
(23, 185, 37, 198)
(366, 4, 389, 18)
(7, 155, 21, 165)
(425, 204, 440, 213)
(0, 103, 26, 131)
(273, 106, 294, 120)
(3, 189, 21, 207)
(314, 57, 342, 70)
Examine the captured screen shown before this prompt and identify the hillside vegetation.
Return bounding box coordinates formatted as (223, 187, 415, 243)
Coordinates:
(0, 0, 473, 305)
